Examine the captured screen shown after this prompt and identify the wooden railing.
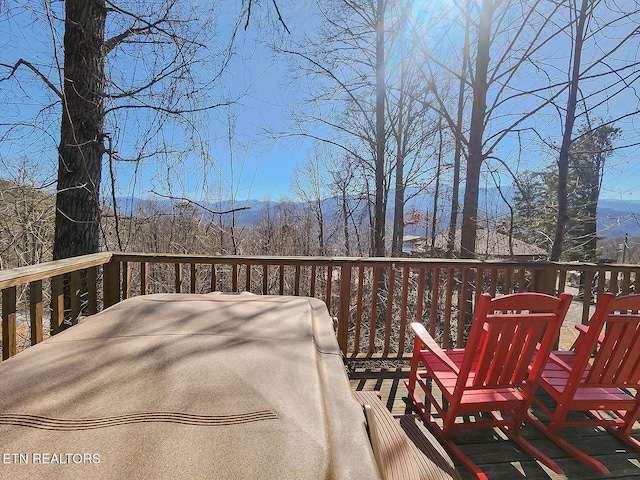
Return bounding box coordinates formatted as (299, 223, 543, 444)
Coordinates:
(0, 253, 113, 360)
(2, 252, 639, 362)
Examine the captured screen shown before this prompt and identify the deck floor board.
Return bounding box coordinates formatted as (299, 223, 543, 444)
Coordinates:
(350, 368, 640, 480)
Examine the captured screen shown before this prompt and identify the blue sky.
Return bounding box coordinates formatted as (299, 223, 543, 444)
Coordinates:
(103, 1, 317, 203)
(1, 1, 639, 204)
(151, 0, 640, 203)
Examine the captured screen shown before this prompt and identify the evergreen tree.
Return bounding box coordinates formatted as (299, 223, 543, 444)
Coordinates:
(513, 123, 620, 260)
(568, 124, 620, 261)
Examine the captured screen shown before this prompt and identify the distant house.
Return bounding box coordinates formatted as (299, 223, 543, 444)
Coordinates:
(401, 235, 425, 256)
(402, 228, 547, 260)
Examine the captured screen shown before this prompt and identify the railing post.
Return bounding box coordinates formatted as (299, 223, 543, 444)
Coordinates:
(232, 264, 239, 292)
(190, 263, 197, 293)
(326, 266, 333, 312)
(262, 265, 268, 294)
(458, 268, 472, 347)
(337, 263, 352, 355)
(279, 264, 285, 295)
(30, 280, 43, 345)
(533, 264, 557, 295)
(294, 265, 301, 296)
(87, 266, 98, 315)
(103, 259, 121, 308)
(70, 270, 82, 322)
(2, 286, 17, 360)
(141, 262, 149, 295)
(50, 275, 64, 335)
(383, 266, 395, 354)
(175, 263, 183, 293)
(245, 264, 252, 292)
(122, 261, 131, 299)
(211, 264, 218, 292)
(310, 265, 317, 297)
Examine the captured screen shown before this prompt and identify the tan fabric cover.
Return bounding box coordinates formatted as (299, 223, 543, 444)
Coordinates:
(0, 293, 380, 479)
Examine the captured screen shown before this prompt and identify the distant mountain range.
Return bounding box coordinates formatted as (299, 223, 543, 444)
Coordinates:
(596, 198, 640, 238)
(111, 191, 640, 240)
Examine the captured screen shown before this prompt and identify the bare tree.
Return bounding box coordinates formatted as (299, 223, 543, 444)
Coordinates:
(1, 1, 289, 261)
(373, 0, 386, 256)
(326, 153, 364, 256)
(290, 148, 328, 255)
(276, 0, 437, 257)
(275, 0, 386, 256)
(0, 158, 55, 268)
(387, 7, 435, 257)
(549, 0, 640, 260)
(549, 0, 589, 261)
(456, 0, 574, 258)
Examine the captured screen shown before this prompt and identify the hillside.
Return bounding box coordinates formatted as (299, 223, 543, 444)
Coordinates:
(112, 192, 640, 240)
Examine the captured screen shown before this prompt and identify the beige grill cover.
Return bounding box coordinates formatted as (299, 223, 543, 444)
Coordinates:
(0, 293, 380, 479)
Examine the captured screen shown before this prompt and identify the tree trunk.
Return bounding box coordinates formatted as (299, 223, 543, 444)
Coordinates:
(550, 0, 589, 261)
(446, 0, 470, 259)
(53, 0, 107, 260)
(391, 100, 405, 258)
(391, 167, 405, 257)
(316, 197, 325, 255)
(341, 189, 350, 256)
(584, 145, 604, 262)
(431, 121, 443, 255)
(373, 0, 386, 257)
(460, 0, 492, 259)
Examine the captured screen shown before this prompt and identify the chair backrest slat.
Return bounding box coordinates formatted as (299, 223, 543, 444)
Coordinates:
(473, 317, 551, 388)
(512, 320, 546, 385)
(615, 324, 640, 383)
(587, 312, 640, 385)
(464, 294, 570, 390)
(496, 320, 524, 384)
(596, 322, 628, 381)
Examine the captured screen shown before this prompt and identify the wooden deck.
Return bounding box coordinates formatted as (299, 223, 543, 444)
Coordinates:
(350, 368, 640, 480)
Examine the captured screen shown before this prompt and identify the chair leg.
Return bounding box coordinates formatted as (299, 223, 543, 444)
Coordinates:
(620, 404, 640, 444)
(404, 380, 432, 424)
(501, 426, 563, 474)
(527, 411, 611, 476)
(608, 426, 640, 450)
(403, 396, 414, 415)
(488, 410, 563, 474)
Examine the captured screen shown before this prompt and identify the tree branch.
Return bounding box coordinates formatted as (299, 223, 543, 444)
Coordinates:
(0, 59, 62, 98)
(150, 191, 252, 216)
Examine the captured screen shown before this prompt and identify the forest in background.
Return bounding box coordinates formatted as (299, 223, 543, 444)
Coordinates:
(2, 173, 639, 271)
(1, 1, 639, 268)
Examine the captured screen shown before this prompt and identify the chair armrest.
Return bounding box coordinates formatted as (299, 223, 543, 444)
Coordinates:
(529, 342, 572, 374)
(575, 323, 605, 345)
(546, 351, 573, 373)
(575, 324, 588, 334)
(410, 323, 460, 374)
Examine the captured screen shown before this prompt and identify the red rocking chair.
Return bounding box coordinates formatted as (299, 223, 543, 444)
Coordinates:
(405, 292, 573, 480)
(527, 292, 640, 475)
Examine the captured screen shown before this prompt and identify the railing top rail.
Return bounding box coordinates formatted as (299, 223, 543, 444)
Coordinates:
(109, 252, 640, 271)
(0, 252, 113, 290)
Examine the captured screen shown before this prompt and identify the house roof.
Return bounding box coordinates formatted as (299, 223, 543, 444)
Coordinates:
(403, 229, 547, 258)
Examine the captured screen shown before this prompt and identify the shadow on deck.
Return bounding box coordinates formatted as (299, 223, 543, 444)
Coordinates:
(350, 368, 640, 480)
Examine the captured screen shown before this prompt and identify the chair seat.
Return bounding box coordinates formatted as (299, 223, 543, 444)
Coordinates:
(538, 351, 636, 405)
(418, 351, 523, 406)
